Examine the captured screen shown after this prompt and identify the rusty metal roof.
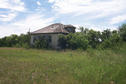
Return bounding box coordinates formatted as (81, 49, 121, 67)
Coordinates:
(31, 23, 75, 34)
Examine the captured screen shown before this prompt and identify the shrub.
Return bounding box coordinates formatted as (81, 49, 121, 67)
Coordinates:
(33, 36, 49, 49)
(68, 33, 89, 50)
(87, 30, 101, 48)
(59, 33, 89, 50)
(58, 35, 67, 49)
(99, 32, 121, 49)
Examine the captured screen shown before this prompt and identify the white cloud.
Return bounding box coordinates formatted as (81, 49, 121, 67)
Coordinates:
(0, 14, 54, 37)
(13, 14, 54, 31)
(48, 0, 126, 30)
(37, 1, 41, 6)
(0, 0, 26, 22)
(110, 15, 126, 24)
(0, 12, 17, 21)
(48, 0, 126, 19)
(0, 0, 25, 12)
(48, 0, 55, 3)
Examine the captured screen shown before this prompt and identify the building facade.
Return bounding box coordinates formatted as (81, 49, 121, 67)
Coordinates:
(30, 23, 76, 49)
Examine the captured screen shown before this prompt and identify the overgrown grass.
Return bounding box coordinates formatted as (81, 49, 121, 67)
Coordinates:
(0, 43, 126, 84)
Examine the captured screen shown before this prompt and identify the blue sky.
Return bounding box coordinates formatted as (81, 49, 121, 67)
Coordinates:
(0, 0, 126, 37)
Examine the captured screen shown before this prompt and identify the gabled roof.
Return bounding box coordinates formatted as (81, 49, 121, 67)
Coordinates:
(31, 23, 75, 34)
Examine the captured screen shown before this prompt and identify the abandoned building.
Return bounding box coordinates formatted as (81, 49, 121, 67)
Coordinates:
(30, 23, 76, 49)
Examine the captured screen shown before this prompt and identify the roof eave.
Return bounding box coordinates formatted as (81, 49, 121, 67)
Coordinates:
(30, 32, 69, 35)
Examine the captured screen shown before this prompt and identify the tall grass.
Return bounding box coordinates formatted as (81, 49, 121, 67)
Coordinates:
(0, 43, 126, 84)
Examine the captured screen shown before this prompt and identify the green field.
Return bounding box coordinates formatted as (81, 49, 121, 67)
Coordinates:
(0, 44, 126, 84)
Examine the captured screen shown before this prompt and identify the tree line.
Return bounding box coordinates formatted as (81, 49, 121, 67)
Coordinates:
(59, 24, 126, 50)
(0, 24, 126, 50)
(0, 33, 30, 48)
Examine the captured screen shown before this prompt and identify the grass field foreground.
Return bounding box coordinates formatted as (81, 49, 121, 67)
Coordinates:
(0, 44, 126, 84)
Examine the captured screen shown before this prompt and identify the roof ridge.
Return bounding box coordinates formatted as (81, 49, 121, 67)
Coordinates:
(31, 23, 74, 34)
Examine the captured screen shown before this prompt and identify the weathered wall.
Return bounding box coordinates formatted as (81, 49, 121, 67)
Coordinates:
(50, 34, 59, 49)
(30, 34, 60, 49)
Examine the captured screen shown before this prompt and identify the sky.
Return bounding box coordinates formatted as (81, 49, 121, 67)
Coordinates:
(0, 0, 126, 37)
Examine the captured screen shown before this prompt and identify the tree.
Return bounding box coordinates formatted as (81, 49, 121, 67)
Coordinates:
(100, 30, 121, 49)
(79, 26, 89, 34)
(0, 39, 2, 47)
(0, 35, 18, 47)
(68, 33, 89, 50)
(101, 29, 112, 41)
(119, 24, 126, 41)
(79, 26, 84, 33)
(87, 30, 101, 48)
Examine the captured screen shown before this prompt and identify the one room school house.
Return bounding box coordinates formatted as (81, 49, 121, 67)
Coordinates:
(30, 23, 76, 49)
